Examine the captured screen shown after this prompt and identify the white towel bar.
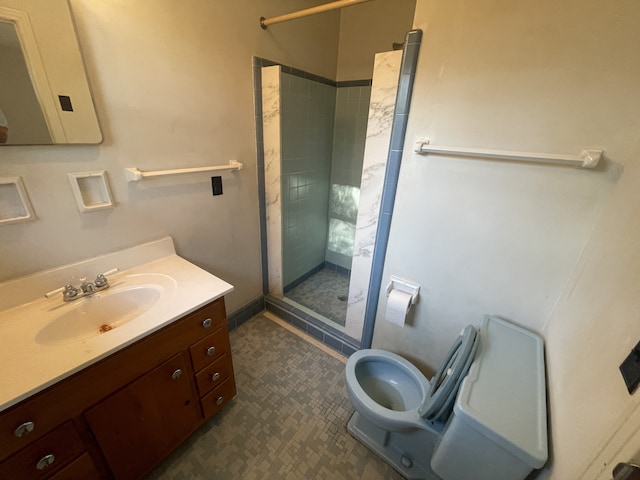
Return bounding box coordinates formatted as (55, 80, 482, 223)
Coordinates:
(414, 140, 603, 169)
(125, 160, 243, 182)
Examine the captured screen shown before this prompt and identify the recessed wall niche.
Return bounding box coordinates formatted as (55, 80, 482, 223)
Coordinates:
(67, 171, 114, 213)
(0, 176, 36, 225)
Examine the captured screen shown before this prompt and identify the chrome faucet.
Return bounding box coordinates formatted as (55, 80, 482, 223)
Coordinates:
(45, 268, 119, 302)
(80, 277, 97, 295)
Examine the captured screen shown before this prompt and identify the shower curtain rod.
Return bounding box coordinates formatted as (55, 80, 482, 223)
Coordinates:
(260, 0, 373, 29)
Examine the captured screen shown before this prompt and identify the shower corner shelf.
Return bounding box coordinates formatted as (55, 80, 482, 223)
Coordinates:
(0, 176, 36, 225)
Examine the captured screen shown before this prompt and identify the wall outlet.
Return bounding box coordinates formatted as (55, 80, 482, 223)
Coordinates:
(211, 176, 223, 196)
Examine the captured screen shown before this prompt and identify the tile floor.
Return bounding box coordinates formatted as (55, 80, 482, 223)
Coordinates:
(146, 314, 404, 480)
(285, 268, 350, 327)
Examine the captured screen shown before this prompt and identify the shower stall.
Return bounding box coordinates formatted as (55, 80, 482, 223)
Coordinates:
(262, 63, 371, 329)
(256, 38, 412, 349)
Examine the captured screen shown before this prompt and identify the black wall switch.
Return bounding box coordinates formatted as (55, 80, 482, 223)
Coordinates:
(620, 340, 640, 394)
(58, 95, 73, 112)
(211, 176, 223, 196)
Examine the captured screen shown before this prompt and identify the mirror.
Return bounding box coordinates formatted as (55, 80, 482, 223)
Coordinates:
(0, 0, 101, 145)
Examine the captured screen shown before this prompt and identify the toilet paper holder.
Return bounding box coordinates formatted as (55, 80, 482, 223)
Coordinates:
(386, 276, 420, 309)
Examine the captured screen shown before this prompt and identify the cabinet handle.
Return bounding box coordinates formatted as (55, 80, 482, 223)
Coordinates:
(171, 368, 183, 380)
(36, 454, 55, 470)
(206, 346, 216, 356)
(216, 396, 224, 405)
(202, 318, 212, 328)
(211, 372, 221, 382)
(14, 421, 35, 437)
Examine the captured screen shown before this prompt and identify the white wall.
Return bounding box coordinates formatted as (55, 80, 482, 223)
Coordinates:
(336, 0, 416, 81)
(0, 0, 340, 313)
(372, 1, 640, 478)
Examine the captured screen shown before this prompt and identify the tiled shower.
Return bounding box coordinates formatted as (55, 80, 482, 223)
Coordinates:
(279, 73, 335, 288)
(256, 33, 417, 352)
(280, 73, 372, 289)
(270, 65, 372, 327)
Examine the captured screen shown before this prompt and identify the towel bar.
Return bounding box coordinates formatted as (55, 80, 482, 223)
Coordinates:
(414, 140, 602, 169)
(126, 160, 243, 182)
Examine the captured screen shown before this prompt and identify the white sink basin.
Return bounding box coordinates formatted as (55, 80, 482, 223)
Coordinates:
(35, 274, 175, 346)
(0, 237, 235, 413)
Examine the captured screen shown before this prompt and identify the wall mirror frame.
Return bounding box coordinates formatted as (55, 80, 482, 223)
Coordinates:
(0, 0, 101, 145)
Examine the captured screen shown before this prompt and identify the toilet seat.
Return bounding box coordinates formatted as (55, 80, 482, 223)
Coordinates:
(419, 325, 479, 422)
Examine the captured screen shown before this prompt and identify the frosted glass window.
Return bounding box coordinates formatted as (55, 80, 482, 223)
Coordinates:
(328, 218, 355, 256)
(330, 184, 360, 221)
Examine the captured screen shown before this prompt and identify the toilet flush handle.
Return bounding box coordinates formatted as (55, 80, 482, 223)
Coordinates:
(613, 462, 640, 480)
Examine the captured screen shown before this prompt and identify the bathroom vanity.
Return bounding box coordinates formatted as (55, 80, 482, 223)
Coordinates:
(0, 238, 236, 480)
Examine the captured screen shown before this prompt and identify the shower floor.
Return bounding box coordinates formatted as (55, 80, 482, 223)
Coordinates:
(285, 268, 349, 327)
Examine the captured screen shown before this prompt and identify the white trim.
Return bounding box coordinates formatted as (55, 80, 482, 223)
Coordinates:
(0, 6, 66, 142)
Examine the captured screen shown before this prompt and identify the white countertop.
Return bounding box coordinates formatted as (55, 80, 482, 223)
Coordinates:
(0, 237, 234, 412)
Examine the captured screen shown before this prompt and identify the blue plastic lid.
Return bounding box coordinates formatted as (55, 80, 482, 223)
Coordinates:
(454, 315, 548, 468)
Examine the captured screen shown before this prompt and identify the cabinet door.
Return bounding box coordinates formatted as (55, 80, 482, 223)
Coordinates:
(84, 353, 199, 480)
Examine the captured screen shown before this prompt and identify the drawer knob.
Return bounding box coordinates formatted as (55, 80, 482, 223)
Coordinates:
(202, 318, 212, 328)
(14, 421, 35, 438)
(216, 396, 224, 405)
(211, 372, 221, 382)
(171, 368, 183, 380)
(206, 346, 216, 356)
(36, 454, 55, 470)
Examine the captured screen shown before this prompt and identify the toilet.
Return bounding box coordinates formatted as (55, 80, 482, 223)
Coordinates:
(345, 315, 548, 480)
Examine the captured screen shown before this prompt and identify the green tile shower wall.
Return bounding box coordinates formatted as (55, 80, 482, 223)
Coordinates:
(280, 73, 336, 288)
(280, 73, 372, 285)
(331, 86, 371, 187)
(326, 85, 372, 271)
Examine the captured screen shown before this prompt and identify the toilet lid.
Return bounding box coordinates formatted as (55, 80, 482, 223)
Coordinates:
(419, 325, 480, 422)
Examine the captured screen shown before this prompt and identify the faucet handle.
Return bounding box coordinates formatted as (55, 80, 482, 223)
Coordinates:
(94, 274, 108, 288)
(94, 268, 118, 289)
(44, 286, 65, 299)
(63, 284, 79, 300)
(44, 284, 78, 299)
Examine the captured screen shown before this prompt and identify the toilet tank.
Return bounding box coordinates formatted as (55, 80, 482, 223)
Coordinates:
(431, 315, 548, 480)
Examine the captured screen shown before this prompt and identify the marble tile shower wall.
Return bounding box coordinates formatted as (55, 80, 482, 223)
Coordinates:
(280, 73, 336, 288)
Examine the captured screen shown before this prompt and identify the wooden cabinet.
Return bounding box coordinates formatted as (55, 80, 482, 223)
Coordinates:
(0, 297, 235, 480)
(48, 454, 101, 480)
(85, 353, 201, 480)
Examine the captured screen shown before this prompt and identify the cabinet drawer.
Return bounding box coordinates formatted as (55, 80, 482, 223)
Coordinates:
(180, 298, 227, 343)
(201, 378, 237, 419)
(48, 453, 101, 480)
(195, 355, 233, 397)
(190, 329, 229, 372)
(0, 394, 75, 461)
(0, 421, 84, 480)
